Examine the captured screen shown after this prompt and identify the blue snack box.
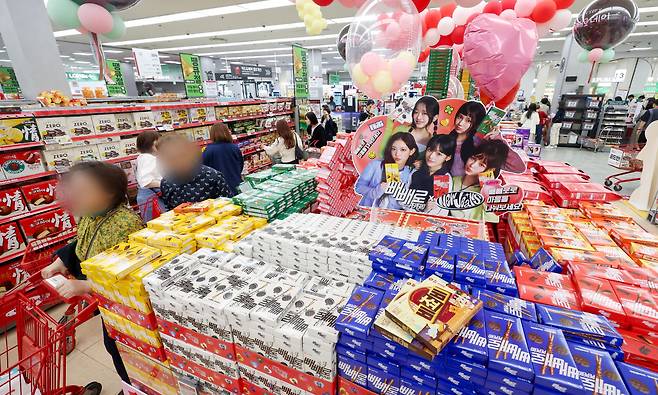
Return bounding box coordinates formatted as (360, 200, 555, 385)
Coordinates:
(567, 342, 630, 395)
(338, 354, 368, 387)
(537, 305, 623, 347)
(400, 370, 437, 389)
(483, 379, 532, 395)
(405, 355, 436, 377)
(372, 337, 408, 359)
(615, 361, 658, 395)
(447, 357, 487, 379)
(336, 286, 384, 340)
(446, 308, 488, 365)
(530, 248, 562, 273)
(444, 367, 486, 387)
(369, 236, 405, 265)
(455, 252, 486, 286)
(371, 262, 397, 276)
(364, 271, 398, 291)
(394, 241, 428, 270)
(425, 247, 455, 281)
(338, 333, 373, 352)
(373, 347, 407, 364)
(485, 311, 534, 381)
(399, 378, 434, 395)
(522, 321, 584, 394)
(367, 353, 400, 376)
(568, 337, 624, 361)
(417, 230, 440, 247)
(337, 344, 366, 363)
(483, 259, 518, 297)
(437, 376, 477, 393)
(509, 250, 528, 267)
(486, 370, 534, 393)
(367, 366, 400, 395)
(474, 288, 538, 322)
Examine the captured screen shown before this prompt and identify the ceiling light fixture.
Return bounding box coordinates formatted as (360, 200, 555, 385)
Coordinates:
(0, 59, 11, 63)
(223, 54, 293, 60)
(628, 47, 652, 51)
(74, 60, 91, 64)
(197, 47, 291, 56)
(103, 49, 124, 54)
(73, 52, 93, 56)
(160, 34, 337, 52)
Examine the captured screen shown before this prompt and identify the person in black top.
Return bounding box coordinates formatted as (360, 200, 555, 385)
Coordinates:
(321, 105, 338, 141)
(410, 134, 456, 198)
(202, 122, 244, 195)
(306, 111, 327, 148)
(359, 99, 376, 123)
(157, 133, 234, 209)
(328, 96, 336, 111)
(637, 98, 657, 144)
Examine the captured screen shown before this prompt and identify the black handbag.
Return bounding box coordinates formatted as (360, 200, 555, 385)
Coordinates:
(294, 133, 307, 161)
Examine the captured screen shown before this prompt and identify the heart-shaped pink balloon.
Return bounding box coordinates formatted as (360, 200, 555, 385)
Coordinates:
(463, 14, 538, 101)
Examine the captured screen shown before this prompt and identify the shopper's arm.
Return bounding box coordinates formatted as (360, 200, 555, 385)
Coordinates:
(354, 163, 385, 201)
(264, 138, 281, 156)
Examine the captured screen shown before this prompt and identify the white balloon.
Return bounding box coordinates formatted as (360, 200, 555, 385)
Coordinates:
(424, 28, 441, 47)
(455, 0, 481, 7)
(548, 9, 572, 31)
(452, 7, 471, 25)
(437, 16, 456, 36)
(500, 9, 517, 19)
(535, 22, 551, 37)
(514, 0, 536, 18)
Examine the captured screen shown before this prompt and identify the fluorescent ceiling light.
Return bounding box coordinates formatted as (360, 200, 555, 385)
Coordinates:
(637, 21, 658, 26)
(159, 55, 170, 59)
(197, 47, 291, 56)
(333, 57, 343, 59)
(0, 50, 5, 53)
(224, 54, 292, 60)
(164, 61, 181, 64)
(0, 59, 11, 63)
(160, 34, 337, 52)
(629, 47, 652, 51)
(538, 37, 566, 42)
(73, 52, 92, 56)
(59, 55, 70, 58)
(75, 60, 91, 64)
(103, 49, 124, 54)
(630, 31, 658, 36)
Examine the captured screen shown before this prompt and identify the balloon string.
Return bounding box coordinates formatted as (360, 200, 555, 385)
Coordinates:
(587, 61, 595, 84)
(91, 33, 114, 85)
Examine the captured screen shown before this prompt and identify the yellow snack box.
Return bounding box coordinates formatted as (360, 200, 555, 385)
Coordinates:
(147, 231, 196, 249)
(207, 203, 242, 220)
(129, 227, 159, 245)
(147, 213, 189, 231)
(195, 226, 231, 249)
(172, 215, 215, 234)
(81, 243, 161, 281)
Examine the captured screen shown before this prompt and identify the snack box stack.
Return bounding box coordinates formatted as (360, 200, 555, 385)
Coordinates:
(235, 213, 420, 283)
(616, 361, 658, 393)
(116, 342, 179, 395)
(142, 248, 350, 395)
(234, 168, 318, 220)
(313, 134, 361, 217)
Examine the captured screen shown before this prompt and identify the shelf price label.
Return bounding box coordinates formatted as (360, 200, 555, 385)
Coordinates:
(180, 53, 204, 98)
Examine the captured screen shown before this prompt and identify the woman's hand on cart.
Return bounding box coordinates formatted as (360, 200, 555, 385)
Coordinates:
(41, 257, 68, 279)
(56, 279, 91, 299)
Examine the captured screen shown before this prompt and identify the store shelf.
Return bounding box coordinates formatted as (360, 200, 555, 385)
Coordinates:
(0, 203, 61, 226)
(241, 147, 264, 156)
(172, 121, 216, 130)
(0, 249, 27, 265)
(69, 127, 156, 142)
(216, 99, 293, 107)
(0, 112, 35, 119)
(150, 102, 219, 111)
(31, 106, 149, 117)
(220, 111, 293, 123)
(0, 142, 46, 152)
(246, 163, 272, 174)
(0, 171, 57, 187)
(105, 154, 138, 164)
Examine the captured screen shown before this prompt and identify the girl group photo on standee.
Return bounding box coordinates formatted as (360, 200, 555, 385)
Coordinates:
(355, 95, 525, 220)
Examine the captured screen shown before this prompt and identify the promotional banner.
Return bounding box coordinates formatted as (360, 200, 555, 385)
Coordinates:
(180, 53, 204, 98)
(352, 96, 526, 222)
(0, 67, 20, 95)
(230, 64, 272, 78)
(132, 48, 163, 79)
(105, 60, 126, 96)
(292, 45, 309, 99)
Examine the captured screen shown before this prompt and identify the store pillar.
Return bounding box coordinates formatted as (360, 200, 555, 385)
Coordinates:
(551, 34, 591, 106)
(0, 0, 70, 98)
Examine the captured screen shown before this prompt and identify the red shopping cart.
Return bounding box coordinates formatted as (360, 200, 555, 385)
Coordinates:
(0, 272, 97, 395)
(604, 144, 644, 192)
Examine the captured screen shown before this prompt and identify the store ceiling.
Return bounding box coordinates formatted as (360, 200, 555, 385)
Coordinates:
(2, 0, 658, 75)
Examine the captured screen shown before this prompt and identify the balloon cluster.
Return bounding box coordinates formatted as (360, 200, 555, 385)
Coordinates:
(417, 0, 573, 63)
(578, 48, 615, 63)
(296, 0, 329, 35)
(347, 0, 422, 98)
(46, 0, 137, 39)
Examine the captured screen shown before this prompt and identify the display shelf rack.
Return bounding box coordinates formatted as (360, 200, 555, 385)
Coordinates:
(69, 127, 157, 142)
(0, 142, 46, 152)
(557, 94, 604, 147)
(220, 111, 293, 123)
(0, 171, 57, 187)
(596, 103, 629, 145)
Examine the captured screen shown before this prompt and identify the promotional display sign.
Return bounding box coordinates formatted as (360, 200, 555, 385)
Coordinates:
(132, 48, 163, 79)
(0, 67, 20, 95)
(180, 53, 204, 98)
(329, 73, 340, 85)
(351, 96, 526, 222)
(292, 45, 309, 99)
(426, 49, 455, 99)
(105, 60, 127, 96)
(229, 64, 272, 78)
(215, 73, 244, 81)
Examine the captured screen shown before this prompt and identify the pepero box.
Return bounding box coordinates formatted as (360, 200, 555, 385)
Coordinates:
(336, 286, 384, 340)
(483, 260, 517, 296)
(529, 248, 562, 273)
(367, 366, 400, 395)
(616, 330, 657, 370)
(568, 263, 636, 285)
(567, 342, 630, 395)
(338, 355, 367, 387)
(368, 236, 405, 267)
(573, 275, 628, 328)
(364, 271, 398, 292)
(616, 361, 658, 395)
(537, 304, 623, 347)
(393, 241, 428, 273)
(485, 369, 533, 393)
(425, 247, 455, 282)
(518, 283, 580, 310)
(474, 289, 537, 322)
(549, 247, 625, 269)
(514, 266, 575, 291)
(522, 321, 584, 394)
(454, 252, 486, 287)
(446, 308, 488, 365)
(612, 283, 658, 332)
(484, 311, 534, 381)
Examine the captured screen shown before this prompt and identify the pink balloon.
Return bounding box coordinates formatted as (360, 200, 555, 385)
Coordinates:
(385, 21, 402, 42)
(360, 52, 386, 76)
(463, 14, 538, 101)
(391, 58, 415, 84)
(513, 0, 536, 18)
(588, 48, 603, 62)
(78, 3, 114, 34)
(76, 27, 89, 34)
(499, 9, 517, 19)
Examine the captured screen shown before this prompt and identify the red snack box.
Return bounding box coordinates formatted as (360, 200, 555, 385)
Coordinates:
(19, 180, 57, 210)
(0, 187, 28, 218)
(624, 266, 658, 293)
(0, 221, 26, 261)
(612, 284, 658, 332)
(610, 227, 658, 247)
(529, 219, 576, 231)
(518, 283, 580, 310)
(572, 275, 628, 328)
(534, 226, 584, 241)
(591, 245, 636, 266)
(18, 208, 75, 241)
(576, 224, 616, 247)
(617, 329, 658, 372)
(568, 262, 635, 285)
(514, 265, 575, 290)
(628, 243, 658, 263)
(539, 234, 594, 251)
(0, 150, 46, 179)
(549, 247, 624, 268)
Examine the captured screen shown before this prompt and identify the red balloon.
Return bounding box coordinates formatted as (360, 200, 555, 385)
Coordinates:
(531, 0, 557, 23)
(466, 12, 480, 24)
(425, 9, 442, 29)
(418, 48, 431, 63)
(433, 35, 454, 47)
(481, 83, 520, 109)
(413, 0, 431, 12)
(501, 0, 516, 10)
(483, 1, 502, 14)
(312, 0, 334, 5)
(451, 25, 466, 44)
(554, 0, 574, 8)
(440, 3, 457, 17)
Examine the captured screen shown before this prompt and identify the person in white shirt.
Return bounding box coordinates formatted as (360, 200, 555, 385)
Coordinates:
(135, 130, 166, 221)
(264, 119, 304, 164)
(520, 103, 540, 141)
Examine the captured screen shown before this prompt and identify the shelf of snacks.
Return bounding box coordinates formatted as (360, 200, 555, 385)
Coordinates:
(0, 171, 58, 188)
(0, 202, 61, 226)
(218, 111, 293, 123)
(557, 94, 604, 147)
(0, 141, 46, 152)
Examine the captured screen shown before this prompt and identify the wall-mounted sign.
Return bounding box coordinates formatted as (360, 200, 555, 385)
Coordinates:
(230, 64, 272, 78)
(132, 48, 163, 79)
(180, 53, 204, 98)
(329, 73, 340, 85)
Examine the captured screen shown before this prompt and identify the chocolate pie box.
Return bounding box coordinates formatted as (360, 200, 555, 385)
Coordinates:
(0, 150, 46, 179)
(18, 208, 75, 241)
(0, 187, 28, 218)
(20, 180, 57, 210)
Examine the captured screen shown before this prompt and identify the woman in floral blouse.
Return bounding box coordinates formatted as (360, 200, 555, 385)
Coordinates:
(41, 161, 143, 392)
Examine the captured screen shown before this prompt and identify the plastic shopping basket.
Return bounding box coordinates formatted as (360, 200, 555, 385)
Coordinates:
(0, 272, 97, 395)
(21, 229, 78, 275)
(132, 194, 163, 222)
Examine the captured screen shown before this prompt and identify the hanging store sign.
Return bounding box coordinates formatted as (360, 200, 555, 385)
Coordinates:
(0, 67, 20, 94)
(105, 60, 127, 96)
(132, 48, 163, 79)
(230, 64, 272, 78)
(180, 53, 204, 98)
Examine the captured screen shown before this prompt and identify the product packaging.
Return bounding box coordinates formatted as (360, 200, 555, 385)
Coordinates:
(18, 208, 74, 240)
(537, 304, 623, 347)
(0, 187, 28, 218)
(42, 148, 73, 173)
(485, 311, 534, 381)
(36, 117, 68, 144)
(0, 222, 26, 260)
(567, 342, 630, 395)
(91, 114, 118, 134)
(19, 179, 57, 209)
(0, 117, 40, 145)
(0, 150, 45, 179)
(66, 115, 94, 137)
(474, 288, 538, 322)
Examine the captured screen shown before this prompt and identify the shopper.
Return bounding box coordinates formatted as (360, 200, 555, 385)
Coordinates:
(520, 103, 540, 143)
(135, 130, 165, 221)
(321, 105, 338, 141)
(359, 99, 376, 123)
(264, 119, 304, 164)
(409, 96, 440, 154)
(636, 99, 658, 145)
(355, 132, 418, 210)
(448, 101, 486, 177)
(537, 106, 549, 145)
(306, 111, 327, 148)
(539, 98, 551, 114)
(157, 133, 234, 209)
(41, 161, 143, 392)
(328, 96, 337, 111)
(410, 134, 456, 212)
(548, 108, 565, 149)
(202, 122, 244, 195)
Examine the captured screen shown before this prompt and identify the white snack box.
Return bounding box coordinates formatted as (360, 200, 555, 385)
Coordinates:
(66, 115, 94, 137)
(97, 141, 123, 161)
(69, 145, 101, 163)
(43, 148, 74, 172)
(115, 113, 134, 132)
(132, 111, 155, 129)
(120, 137, 138, 157)
(36, 117, 69, 144)
(91, 113, 118, 134)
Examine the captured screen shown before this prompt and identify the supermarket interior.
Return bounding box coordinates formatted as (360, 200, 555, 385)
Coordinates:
(1, 0, 658, 395)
